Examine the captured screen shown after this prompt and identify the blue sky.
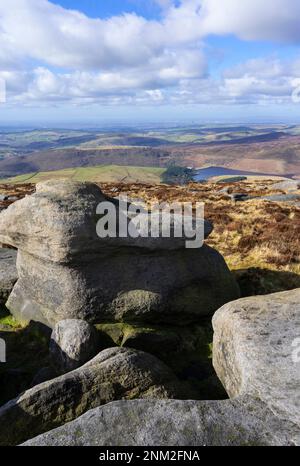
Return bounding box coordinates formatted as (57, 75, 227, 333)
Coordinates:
(54, 1, 300, 67)
(1, 0, 300, 125)
(53, 0, 166, 20)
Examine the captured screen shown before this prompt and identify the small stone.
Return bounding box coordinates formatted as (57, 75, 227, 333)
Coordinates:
(49, 319, 99, 373)
(229, 193, 249, 202)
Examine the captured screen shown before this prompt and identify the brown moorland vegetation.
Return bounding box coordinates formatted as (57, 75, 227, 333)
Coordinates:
(0, 180, 300, 296)
(101, 180, 300, 296)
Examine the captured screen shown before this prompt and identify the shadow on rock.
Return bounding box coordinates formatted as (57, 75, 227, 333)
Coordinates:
(0, 320, 51, 406)
(233, 267, 300, 297)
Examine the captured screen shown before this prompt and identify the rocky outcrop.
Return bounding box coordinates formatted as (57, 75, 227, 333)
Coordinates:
(95, 321, 225, 400)
(0, 180, 239, 327)
(271, 180, 300, 192)
(23, 289, 300, 446)
(0, 248, 17, 305)
(49, 319, 99, 374)
(0, 347, 184, 446)
(212, 288, 300, 427)
(259, 193, 300, 204)
(22, 397, 297, 446)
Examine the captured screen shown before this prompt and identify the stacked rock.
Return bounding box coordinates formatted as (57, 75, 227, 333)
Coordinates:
(0, 180, 240, 405)
(0, 180, 239, 328)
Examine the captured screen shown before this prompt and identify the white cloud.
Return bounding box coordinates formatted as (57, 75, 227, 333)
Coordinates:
(200, 0, 300, 43)
(1, 0, 300, 107)
(219, 57, 298, 104)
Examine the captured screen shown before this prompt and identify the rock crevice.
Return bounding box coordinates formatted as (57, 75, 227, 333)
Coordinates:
(23, 288, 300, 446)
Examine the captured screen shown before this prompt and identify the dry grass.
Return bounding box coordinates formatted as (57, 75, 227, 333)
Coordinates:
(101, 180, 300, 295)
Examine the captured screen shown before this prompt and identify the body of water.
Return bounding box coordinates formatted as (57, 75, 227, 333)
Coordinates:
(193, 166, 293, 182)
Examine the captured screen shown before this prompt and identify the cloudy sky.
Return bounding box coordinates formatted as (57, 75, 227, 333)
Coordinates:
(1, 0, 300, 124)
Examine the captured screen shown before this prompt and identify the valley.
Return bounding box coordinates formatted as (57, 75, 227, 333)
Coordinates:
(1, 125, 300, 180)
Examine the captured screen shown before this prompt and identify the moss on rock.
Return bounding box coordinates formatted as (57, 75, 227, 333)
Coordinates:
(95, 320, 226, 400)
(0, 308, 51, 405)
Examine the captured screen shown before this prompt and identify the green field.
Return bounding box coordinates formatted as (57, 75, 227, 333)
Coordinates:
(1, 165, 165, 185)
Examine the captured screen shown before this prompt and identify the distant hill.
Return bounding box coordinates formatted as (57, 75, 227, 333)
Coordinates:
(201, 131, 286, 145)
(0, 147, 169, 179)
(1, 165, 165, 185)
(167, 135, 300, 178)
(1, 127, 300, 179)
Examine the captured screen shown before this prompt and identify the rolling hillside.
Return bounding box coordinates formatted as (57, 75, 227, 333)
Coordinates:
(1, 127, 300, 179)
(2, 165, 165, 185)
(0, 147, 168, 179)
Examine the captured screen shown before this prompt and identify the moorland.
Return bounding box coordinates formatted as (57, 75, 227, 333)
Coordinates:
(1, 124, 300, 180)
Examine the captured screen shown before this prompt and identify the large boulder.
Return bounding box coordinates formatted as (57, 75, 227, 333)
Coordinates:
(0, 248, 17, 306)
(0, 347, 184, 446)
(212, 288, 300, 426)
(22, 397, 297, 446)
(49, 319, 99, 374)
(23, 289, 300, 446)
(0, 180, 239, 327)
(0, 180, 213, 262)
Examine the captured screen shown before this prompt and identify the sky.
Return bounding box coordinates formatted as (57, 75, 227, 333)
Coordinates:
(1, 0, 300, 125)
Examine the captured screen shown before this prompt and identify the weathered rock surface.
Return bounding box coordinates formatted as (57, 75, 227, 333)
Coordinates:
(0, 180, 239, 327)
(95, 321, 225, 400)
(22, 396, 299, 446)
(23, 289, 300, 446)
(259, 193, 300, 204)
(0, 180, 213, 261)
(212, 288, 300, 428)
(50, 319, 99, 374)
(7, 245, 238, 328)
(0, 248, 17, 305)
(271, 180, 300, 192)
(0, 347, 184, 446)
